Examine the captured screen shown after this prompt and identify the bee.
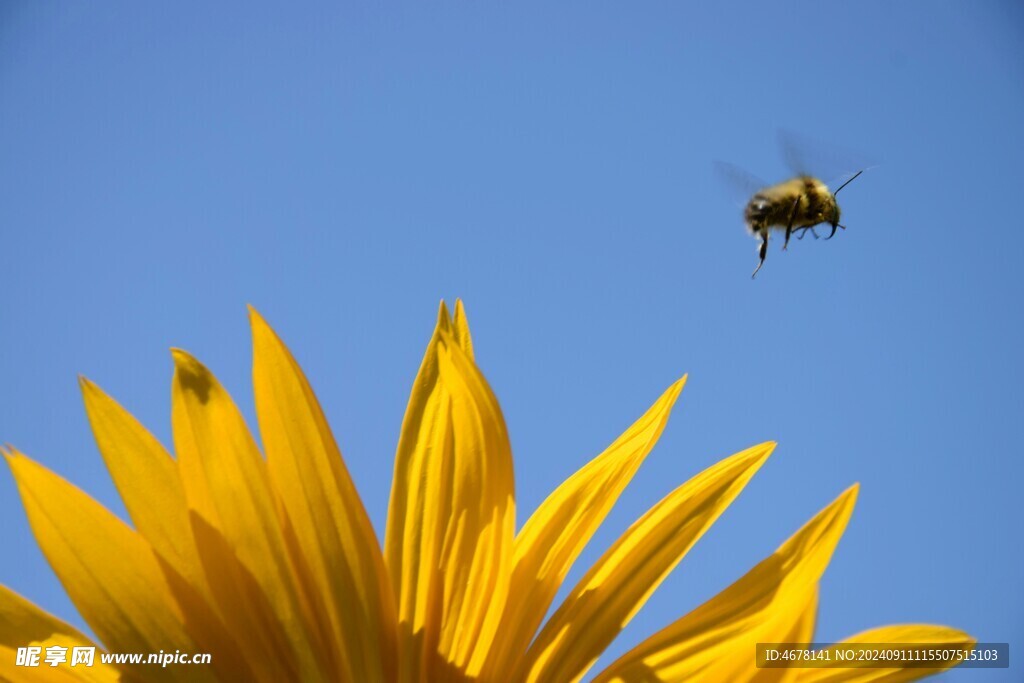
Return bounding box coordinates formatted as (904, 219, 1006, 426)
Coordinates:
(745, 170, 863, 278)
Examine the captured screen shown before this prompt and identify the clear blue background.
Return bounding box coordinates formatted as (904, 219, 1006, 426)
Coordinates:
(2, 3, 1021, 680)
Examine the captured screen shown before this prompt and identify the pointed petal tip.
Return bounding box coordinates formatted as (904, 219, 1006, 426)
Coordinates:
(248, 307, 295, 365)
(649, 377, 687, 421)
(451, 299, 475, 359)
(453, 298, 469, 324)
(835, 482, 860, 509)
(78, 376, 103, 408)
(247, 305, 275, 342)
(247, 304, 276, 334)
(432, 301, 455, 337)
(716, 441, 775, 474)
(77, 374, 100, 395)
(170, 349, 217, 402)
(667, 375, 688, 400)
(169, 347, 197, 367)
(3, 445, 31, 471)
(727, 441, 775, 476)
(170, 347, 196, 374)
(748, 442, 775, 472)
(797, 483, 859, 553)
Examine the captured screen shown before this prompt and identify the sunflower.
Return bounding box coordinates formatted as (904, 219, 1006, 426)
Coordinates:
(2, 302, 970, 682)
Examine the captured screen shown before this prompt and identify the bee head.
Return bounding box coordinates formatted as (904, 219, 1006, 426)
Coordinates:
(828, 170, 864, 232)
(824, 196, 847, 239)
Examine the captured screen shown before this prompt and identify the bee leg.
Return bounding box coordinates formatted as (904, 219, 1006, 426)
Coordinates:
(752, 231, 768, 278)
(783, 197, 801, 251)
(826, 224, 838, 239)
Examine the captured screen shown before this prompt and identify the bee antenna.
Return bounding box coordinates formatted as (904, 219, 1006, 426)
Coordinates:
(833, 170, 864, 196)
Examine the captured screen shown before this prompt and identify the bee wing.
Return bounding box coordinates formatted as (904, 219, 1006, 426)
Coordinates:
(778, 129, 814, 177)
(778, 129, 876, 183)
(713, 161, 766, 209)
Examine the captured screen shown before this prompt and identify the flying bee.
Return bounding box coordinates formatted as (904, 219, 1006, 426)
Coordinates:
(744, 170, 863, 278)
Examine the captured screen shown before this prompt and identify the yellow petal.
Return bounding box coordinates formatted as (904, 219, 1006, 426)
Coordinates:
(170, 350, 326, 681)
(591, 485, 859, 683)
(184, 513, 302, 682)
(792, 624, 975, 682)
(152, 549, 265, 683)
(79, 378, 207, 596)
(250, 307, 397, 682)
(521, 442, 774, 683)
(748, 589, 820, 683)
(80, 379, 263, 681)
(384, 305, 452, 683)
(3, 449, 213, 683)
(384, 302, 515, 681)
(435, 327, 515, 674)
(0, 583, 120, 683)
(483, 377, 686, 679)
(452, 299, 474, 360)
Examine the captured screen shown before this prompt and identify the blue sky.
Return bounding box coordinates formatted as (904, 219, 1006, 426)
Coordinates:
(1, 2, 1021, 680)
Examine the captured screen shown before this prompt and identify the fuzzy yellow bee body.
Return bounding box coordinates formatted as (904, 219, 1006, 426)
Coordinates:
(745, 171, 862, 278)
